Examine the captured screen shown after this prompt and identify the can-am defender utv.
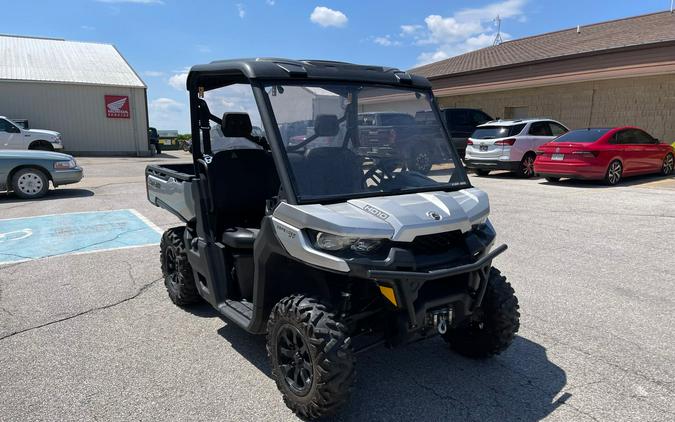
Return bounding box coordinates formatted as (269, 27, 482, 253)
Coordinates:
(146, 58, 519, 419)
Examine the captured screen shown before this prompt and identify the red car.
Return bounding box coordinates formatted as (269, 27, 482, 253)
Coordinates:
(534, 127, 674, 185)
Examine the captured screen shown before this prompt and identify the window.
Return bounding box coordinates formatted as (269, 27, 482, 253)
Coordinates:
(0, 118, 19, 132)
(471, 124, 526, 139)
(379, 113, 415, 126)
(631, 129, 655, 144)
(204, 84, 263, 153)
(469, 110, 491, 126)
(449, 109, 471, 126)
(528, 122, 552, 136)
(548, 122, 568, 136)
(615, 130, 634, 145)
(555, 129, 610, 143)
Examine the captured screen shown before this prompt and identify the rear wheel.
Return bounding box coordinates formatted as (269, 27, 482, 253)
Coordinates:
(662, 153, 674, 176)
(267, 295, 355, 419)
(605, 160, 623, 185)
(474, 169, 490, 177)
(545, 177, 560, 183)
(160, 227, 200, 306)
(11, 168, 49, 199)
(443, 268, 520, 358)
(518, 153, 536, 178)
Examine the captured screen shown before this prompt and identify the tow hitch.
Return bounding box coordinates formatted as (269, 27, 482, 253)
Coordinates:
(427, 308, 453, 334)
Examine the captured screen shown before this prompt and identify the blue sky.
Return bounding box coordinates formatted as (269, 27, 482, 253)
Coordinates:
(2, 0, 672, 132)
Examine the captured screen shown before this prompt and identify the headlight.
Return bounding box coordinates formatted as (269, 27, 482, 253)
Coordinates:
(54, 159, 76, 170)
(314, 232, 384, 253)
(53, 135, 62, 143)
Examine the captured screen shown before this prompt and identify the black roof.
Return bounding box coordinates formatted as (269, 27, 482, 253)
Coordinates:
(187, 58, 432, 91)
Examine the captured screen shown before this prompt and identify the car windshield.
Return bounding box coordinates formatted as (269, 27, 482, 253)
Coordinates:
(471, 124, 525, 139)
(264, 83, 469, 203)
(554, 129, 610, 143)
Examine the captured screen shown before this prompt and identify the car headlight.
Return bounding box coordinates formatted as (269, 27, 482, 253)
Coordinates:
(54, 159, 76, 170)
(314, 232, 384, 253)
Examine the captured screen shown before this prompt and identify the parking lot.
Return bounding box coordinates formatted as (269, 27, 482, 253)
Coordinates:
(1, 151, 674, 421)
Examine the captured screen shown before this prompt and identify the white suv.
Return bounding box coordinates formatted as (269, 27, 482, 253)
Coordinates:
(464, 118, 568, 177)
(0, 116, 64, 151)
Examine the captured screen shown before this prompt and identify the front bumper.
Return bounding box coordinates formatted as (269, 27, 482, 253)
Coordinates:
(465, 159, 520, 172)
(52, 143, 64, 150)
(52, 167, 83, 186)
(368, 244, 507, 332)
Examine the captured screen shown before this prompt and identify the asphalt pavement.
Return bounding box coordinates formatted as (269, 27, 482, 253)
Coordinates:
(1, 151, 673, 421)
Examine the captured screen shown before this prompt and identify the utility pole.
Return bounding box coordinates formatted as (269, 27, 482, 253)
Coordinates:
(493, 15, 504, 46)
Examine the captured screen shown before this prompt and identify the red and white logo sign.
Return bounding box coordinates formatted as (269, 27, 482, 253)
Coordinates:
(105, 95, 130, 118)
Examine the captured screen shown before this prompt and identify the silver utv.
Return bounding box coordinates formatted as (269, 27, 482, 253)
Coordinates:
(145, 58, 520, 420)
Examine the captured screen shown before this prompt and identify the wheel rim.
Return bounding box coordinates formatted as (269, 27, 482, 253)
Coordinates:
(663, 154, 674, 175)
(521, 155, 535, 176)
(415, 152, 431, 171)
(17, 173, 44, 195)
(165, 248, 181, 287)
(607, 161, 622, 184)
(277, 324, 313, 396)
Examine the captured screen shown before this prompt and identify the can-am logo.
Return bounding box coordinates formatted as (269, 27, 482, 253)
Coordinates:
(105, 95, 130, 118)
(362, 204, 389, 220)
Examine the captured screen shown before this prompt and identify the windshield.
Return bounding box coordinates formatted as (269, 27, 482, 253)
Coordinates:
(554, 129, 610, 143)
(471, 124, 525, 139)
(264, 83, 469, 203)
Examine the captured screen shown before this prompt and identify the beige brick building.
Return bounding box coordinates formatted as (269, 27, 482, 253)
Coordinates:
(412, 11, 675, 142)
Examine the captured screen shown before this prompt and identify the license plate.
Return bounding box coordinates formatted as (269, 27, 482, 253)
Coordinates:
(479, 145, 488, 152)
(552, 153, 564, 161)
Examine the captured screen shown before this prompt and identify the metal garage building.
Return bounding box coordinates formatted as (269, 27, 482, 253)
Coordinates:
(0, 34, 148, 155)
(409, 11, 675, 141)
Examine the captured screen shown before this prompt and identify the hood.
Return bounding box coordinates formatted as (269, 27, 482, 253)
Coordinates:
(273, 188, 490, 242)
(0, 150, 73, 160)
(27, 129, 60, 138)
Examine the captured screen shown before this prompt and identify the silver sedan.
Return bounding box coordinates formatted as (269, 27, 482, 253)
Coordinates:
(0, 150, 83, 199)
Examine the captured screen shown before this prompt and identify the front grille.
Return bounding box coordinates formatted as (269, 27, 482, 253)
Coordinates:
(404, 230, 465, 255)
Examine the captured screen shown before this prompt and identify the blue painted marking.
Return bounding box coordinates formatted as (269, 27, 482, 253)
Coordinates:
(0, 210, 161, 265)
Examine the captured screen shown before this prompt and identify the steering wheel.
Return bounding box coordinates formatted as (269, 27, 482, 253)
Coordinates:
(362, 159, 396, 188)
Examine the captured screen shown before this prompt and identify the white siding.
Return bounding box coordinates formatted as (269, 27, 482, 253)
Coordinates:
(0, 81, 148, 155)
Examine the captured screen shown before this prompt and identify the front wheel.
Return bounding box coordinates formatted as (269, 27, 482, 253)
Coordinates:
(11, 168, 49, 199)
(443, 268, 520, 358)
(662, 153, 674, 176)
(267, 295, 355, 419)
(160, 227, 200, 306)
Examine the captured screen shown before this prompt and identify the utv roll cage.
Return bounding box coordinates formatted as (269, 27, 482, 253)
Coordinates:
(187, 58, 437, 204)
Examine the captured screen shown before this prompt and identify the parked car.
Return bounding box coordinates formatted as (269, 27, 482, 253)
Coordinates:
(358, 111, 444, 173)
(0, 150, 83, 199)
(534, 127, 674, 185)
(0, 116, 63, 151)
(414, 108, 493, 158)
(465, 118, 569, 177)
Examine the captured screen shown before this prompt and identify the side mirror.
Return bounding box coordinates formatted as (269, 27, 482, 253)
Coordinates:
(314, 114, 339, 137)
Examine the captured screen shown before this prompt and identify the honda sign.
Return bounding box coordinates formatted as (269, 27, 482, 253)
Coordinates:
(105, 95, 130, 119)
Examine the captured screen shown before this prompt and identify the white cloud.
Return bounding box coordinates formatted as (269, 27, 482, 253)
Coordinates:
(402, 0, 526, 66)
(96, 0, 164, 4)
(266, 0, 275, 5)
(149, 98, 186, 131)
(373, 35, 401, 47)
(400, 24, 422, 36)
(144, 70, 164, 77)
(310, 6, 348, 28)
(237, 3, 245, 18)
(81, 25, 95, 30)
(168, 72, 188, 90)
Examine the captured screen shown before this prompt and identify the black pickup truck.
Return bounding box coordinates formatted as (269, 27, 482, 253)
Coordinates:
(357, 112, 443, 174)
